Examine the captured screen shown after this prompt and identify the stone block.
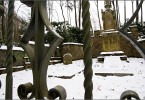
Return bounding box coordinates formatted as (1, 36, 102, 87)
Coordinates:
(63, 53, 72, 65)
(97, 56, 104, 62)
(120, 55, 127, 61)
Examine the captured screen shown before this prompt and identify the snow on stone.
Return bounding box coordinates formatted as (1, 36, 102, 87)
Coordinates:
(29, 41, 50, 47)
(137, 38, 145, 42)
(0, 45, 24, 51)
(62, 42, 83, 46)
(100, 51, 124, 55)
(101, 30, 119, 34)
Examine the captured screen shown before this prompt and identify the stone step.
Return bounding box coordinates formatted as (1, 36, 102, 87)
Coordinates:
(97, 56, 104, 62)
(97, 55, 128, 62)
(95, 72, 133, 77)
(120, 55, 128, 60)
(100, 51, 125, 56)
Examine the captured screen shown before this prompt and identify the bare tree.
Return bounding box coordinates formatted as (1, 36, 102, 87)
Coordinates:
(124, 0, 126, 23)
(48, 1, 53, 22)
(95, 0, 102, 30)
(1, 0, 5, 43)
(74, 0, 77, 27)
(136, 0, 139, 23)
(78, 0, 82, 29)
(141, 1, 143, 25)
(57, 0, 66, 24)
(131, 0, 134, 23)
(66, 0, 73, 25)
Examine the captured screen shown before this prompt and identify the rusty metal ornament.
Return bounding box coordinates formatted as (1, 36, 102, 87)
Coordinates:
(120, 90, 140, 100)
(18, 0, 66, 99)
(82, 0, 93, 99)
(5, 0, 14, 99)
(17, 82, 33, 99)
(48, 85, 67, 99)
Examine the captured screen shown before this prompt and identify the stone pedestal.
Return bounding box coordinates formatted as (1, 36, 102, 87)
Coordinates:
(101, 30, 120, 52)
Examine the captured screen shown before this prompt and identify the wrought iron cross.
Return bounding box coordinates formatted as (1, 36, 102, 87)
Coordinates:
(17, 0, 66, 99)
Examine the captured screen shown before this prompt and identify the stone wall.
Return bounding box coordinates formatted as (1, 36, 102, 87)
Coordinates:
(0, 46, 25, 68)
(60, 26, 145, 61)
(92, 30, 102, 58)
(61, 43, 84, 60)
(101, 30, 120, 52)
(23, 26, 145, 63)
(92, 26, 145, 58)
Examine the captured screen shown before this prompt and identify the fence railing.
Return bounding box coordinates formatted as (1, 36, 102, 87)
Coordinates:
(0, 0, 145, 99)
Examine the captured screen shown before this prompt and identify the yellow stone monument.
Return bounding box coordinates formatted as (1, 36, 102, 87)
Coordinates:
(101, 0, 120, 52)
(102, 0, 117, 30)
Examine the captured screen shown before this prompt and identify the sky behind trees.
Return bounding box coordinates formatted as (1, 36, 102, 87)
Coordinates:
(15, 1, 145, 30)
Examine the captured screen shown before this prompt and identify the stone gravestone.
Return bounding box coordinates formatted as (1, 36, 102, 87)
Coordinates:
(63, 53, 72, 65)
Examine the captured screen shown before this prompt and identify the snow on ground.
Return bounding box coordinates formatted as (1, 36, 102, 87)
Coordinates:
(0, 56, 145, 99)
(0, 45, 24, 51)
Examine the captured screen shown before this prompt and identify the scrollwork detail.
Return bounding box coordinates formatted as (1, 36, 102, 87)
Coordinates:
(17, 82, 34, 99)
(18, 0, 66, 99)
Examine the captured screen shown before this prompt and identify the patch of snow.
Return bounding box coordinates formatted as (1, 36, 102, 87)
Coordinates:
(129, 25, 137, 28)
(101, 30, 119, 34)
(62, 42, 83, 46)
(0, 45, 24, 51)
(0, 57, 145, 99)
(137, 38, 145, 42)
(28, 41, 50, 47)
(100, 51, 124, 55)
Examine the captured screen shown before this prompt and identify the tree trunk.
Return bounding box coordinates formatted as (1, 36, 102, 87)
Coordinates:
(131, 0, 134, 23)
(78, 0, 81, 29)
(59, 0, 66, 28)
(141, 2, 143, 25)
(74, 0, 77, 27)
(136, 0, 139, 23)
(1, 0, 5, 43)
(124, 0, 126, 23)
(95, 0, 101, 30)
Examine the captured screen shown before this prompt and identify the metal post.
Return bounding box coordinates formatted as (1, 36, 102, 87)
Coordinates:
(18, 0, 65, 99)
(5, 0, 14, 99)
(82, 0, 93, 99)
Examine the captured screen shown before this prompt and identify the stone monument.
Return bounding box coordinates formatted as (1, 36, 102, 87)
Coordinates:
(101, 0, 120, 52)
(63, 53, 72, 65)
(102, 0, 117, 30)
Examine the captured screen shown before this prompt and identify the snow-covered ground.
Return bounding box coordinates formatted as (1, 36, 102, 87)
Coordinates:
(0, 56, 145, 99)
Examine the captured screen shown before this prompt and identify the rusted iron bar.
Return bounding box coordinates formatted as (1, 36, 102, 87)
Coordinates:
(82, 0, 93, 99)
(18, 0, 65, 99)
(5, 0, 14, 99)
(120, 90, 140, 100)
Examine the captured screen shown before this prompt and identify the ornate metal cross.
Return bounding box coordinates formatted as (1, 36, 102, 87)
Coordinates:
(3, 0, 144, 99)
(17, 0, 66, 99)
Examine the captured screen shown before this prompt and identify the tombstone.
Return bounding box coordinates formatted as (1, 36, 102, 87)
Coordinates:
(101, 0, 120, 52)
(63, 53, 72, 65)
(102, 0, 117, 30)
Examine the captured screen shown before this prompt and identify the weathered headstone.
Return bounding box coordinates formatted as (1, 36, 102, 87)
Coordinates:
(102, 0, 117, 30)
(63, 53, 72, 65)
